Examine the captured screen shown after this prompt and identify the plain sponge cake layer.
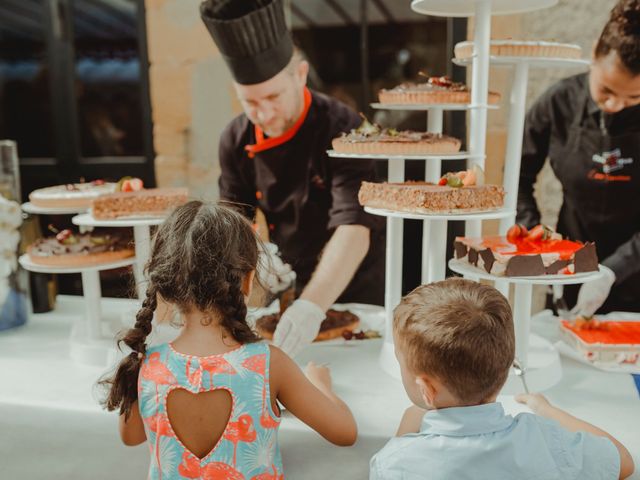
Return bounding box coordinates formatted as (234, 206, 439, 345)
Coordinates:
(358, 181, 504, 214)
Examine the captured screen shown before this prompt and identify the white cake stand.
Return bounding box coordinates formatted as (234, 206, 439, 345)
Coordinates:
(448, 258, 604, 391)
(326, 150, 481, 161)
(18, 254, 136, 366)
(72, 214, 165, 299)
(369, 102, 499, 111)
(410, 0, 557, 17)
(21, 202, 87, 215)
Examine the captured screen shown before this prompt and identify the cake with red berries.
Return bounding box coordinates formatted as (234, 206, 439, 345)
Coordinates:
(358, 167, 504, 214)
(91, 187, 189, 220)
(332, 117, 461, 156)
(29, 180, 117, 209)
(379, 76, 501, 105)
(560, 319, 640, 366)
(453, 224, 599, 277)
(27, 229, 134, 267)
(256, 309, 360, 342)
(454, 40, 582, 60)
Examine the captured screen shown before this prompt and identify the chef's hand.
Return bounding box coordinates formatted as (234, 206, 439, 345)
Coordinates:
(273, 299, 325, 358)
(257, 242, 296, 294)
(570, 265, 616, 318)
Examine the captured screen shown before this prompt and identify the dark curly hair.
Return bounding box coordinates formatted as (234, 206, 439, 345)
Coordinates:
(100, 201, 261, 417)
(595, 0, 640, 74)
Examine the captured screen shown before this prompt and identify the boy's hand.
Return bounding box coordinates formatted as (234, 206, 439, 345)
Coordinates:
(305, 361, 333, 392)
(515, 392, 553, 415)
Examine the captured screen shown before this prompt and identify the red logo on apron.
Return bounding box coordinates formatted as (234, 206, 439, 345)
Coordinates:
(589, 148, 633, 182)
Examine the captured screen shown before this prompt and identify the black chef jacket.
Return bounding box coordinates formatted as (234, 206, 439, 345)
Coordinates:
(218, 90, 385, 306)
(518, 72, 640, 313)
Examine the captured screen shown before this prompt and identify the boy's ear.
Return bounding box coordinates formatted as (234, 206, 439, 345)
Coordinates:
(416, 375, 438, 407)
(242, 270, 255, 298)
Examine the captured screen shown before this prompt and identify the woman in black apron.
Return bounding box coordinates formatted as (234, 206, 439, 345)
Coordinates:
(518, 0, 640, 315)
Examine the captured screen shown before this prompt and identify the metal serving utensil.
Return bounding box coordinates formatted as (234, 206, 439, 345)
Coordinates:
(512, 358, 530, 394)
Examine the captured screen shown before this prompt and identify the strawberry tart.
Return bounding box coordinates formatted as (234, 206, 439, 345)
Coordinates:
(332, 117, 461, 156)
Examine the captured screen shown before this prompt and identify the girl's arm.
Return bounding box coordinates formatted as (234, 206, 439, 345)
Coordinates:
(119, 400, 147, 446)
(396, 405, 426, 436)
(269, 346, 357, 446)
(517, 393, 634, 480)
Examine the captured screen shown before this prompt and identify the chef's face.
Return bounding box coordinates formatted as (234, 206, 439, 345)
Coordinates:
(589, 51, 640, 114)
(234, 58, 309, 138)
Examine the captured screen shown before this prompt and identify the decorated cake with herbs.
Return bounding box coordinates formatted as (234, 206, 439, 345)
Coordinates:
(379, 75, 501, 105)
(332, 117, 461, 156)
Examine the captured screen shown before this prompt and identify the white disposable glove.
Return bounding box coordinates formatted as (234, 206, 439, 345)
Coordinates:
(570, 265, 616, 318)
(257, 242, 296, 294)
(273, 299, 325, 358)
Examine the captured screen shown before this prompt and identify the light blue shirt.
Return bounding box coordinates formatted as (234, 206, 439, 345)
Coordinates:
(370, 402, 619, 480)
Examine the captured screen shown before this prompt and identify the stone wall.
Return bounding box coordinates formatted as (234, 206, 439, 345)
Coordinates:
(145, 0, 238, 199)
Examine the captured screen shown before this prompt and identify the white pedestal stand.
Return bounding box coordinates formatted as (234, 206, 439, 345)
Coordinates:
(449, 259, 604, 391)
(329, 148, 511, 379)
(72, 214, 165, 299)
(18, 254, 136, 366)
(21, 202, 87, 216)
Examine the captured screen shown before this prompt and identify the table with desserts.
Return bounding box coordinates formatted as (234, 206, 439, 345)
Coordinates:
(0, 295, 638, 479)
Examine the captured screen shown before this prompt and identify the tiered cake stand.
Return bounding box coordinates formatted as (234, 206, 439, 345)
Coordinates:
(20, 203, 138, 365)
(339, 0, 594, 388)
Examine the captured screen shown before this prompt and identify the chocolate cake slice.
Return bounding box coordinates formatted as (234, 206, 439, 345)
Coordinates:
(256, 309, 360, 342)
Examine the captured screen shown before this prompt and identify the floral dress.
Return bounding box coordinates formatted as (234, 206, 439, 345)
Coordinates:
(138, 342, 283, 479)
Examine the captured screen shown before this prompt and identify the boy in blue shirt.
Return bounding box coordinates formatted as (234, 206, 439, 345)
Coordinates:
(370, 278, 634, 480)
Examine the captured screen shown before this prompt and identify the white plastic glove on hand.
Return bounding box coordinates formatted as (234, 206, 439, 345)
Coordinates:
(257, 242, 296, 294)
(570, 265, 616, 318)
(273, 299, 325, 358)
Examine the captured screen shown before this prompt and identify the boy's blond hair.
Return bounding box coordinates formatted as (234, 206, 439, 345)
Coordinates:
(394, 278, 515, 405)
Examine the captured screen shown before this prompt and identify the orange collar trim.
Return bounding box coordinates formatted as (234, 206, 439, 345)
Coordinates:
(244, 87, 312, 158)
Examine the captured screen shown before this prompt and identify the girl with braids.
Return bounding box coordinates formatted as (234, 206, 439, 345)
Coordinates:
(100, 201, 357, 480)
(518, 0, 640, 316)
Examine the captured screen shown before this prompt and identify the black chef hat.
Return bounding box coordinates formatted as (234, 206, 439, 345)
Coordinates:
(200, 0, 293, 85)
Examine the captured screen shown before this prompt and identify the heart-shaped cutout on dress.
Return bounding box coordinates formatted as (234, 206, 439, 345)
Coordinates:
(166, 388, 233, 459)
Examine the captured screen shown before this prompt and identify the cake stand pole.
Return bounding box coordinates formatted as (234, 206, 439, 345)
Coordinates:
(499, 61, 530, 235)
(380, 159, 405, 377)
(81, 270, 103, 341)
(513, 282, 533, 367)
(423, 107, 447, 283)
(465, 0, 492, 239)
(133, 225, 151, 299)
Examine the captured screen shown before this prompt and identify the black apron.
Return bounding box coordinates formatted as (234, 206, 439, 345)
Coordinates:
(550, 94, 640, 313)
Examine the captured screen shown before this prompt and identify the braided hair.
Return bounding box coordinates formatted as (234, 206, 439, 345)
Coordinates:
(595, 0, 640, 74)
(100, 201, 260, 417)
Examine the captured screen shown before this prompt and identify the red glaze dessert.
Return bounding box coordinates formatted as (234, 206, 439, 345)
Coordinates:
(454, 224, 598, 276)
(560, 320, 640, 366)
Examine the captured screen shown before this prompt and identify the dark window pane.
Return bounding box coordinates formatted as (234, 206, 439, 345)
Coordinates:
(0, 0, 56, 158)
(73, 0, 144, 157)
